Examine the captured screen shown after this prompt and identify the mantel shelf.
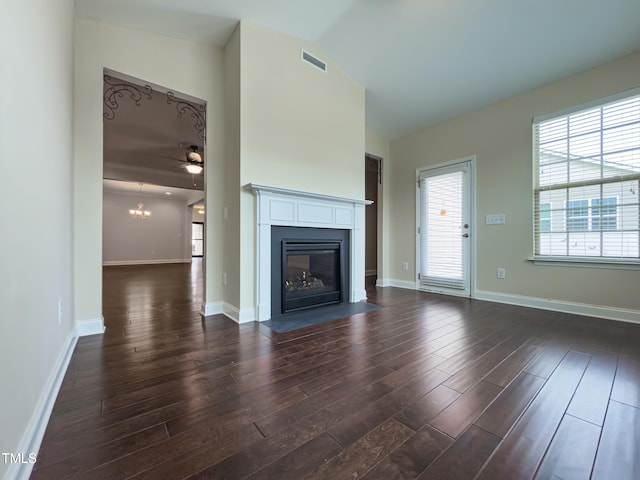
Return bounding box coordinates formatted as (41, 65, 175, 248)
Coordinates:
(245, 183, 373, 206)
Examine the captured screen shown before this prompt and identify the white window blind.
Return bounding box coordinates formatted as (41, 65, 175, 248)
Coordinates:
(419, 169, 465, 289)
(533, 89, 640, 262)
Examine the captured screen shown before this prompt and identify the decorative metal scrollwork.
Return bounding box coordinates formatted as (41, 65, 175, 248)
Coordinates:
(166, 91, 206, 143)
(103, 75, 153, 120)
(103, 74, 206, 143)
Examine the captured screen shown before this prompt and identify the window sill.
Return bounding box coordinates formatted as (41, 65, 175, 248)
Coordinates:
(530, 256, 640, 270)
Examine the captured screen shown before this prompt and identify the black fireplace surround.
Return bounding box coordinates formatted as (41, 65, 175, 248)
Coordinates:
(271, 226, 350, 317)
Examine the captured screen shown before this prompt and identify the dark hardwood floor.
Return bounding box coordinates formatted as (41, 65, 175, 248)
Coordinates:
(32, 261, 640, 479)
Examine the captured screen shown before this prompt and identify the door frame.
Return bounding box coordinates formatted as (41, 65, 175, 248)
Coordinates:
(415, 155, 476, 297)
(191, 221, 204, 258)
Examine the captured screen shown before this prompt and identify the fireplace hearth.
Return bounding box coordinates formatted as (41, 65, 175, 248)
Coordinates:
(272, 227, 350, 317)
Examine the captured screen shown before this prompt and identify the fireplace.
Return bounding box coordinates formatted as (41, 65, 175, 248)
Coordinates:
(272, 226, 350, 317)
(243, 183, 370, 323)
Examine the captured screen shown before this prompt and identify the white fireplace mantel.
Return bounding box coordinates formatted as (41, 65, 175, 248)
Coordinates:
(246, 183, 372, 321)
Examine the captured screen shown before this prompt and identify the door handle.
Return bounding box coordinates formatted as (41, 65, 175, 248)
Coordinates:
(462, 233, 469, 238)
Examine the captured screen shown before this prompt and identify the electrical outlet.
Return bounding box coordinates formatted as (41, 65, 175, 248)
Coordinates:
(223, 272, 227, 285)
(223, 207, 228, 219)
(497, 268, 506, 279)
(486, 214, 506, 225)
(402, 262, 409, 271)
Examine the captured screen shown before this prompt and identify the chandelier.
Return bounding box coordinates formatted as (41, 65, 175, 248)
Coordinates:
(129, 183, 151, 219)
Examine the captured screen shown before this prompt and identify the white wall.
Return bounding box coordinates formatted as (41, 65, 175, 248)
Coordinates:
(0, 0, 76, 478)
(389, 51, 640, 318)
(103, 191, 192, 264)
(74, 20, 225, 326)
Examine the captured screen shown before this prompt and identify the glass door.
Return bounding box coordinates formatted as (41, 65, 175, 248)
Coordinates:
(418, 160, 472, 296)
(192, 222, 203, 258)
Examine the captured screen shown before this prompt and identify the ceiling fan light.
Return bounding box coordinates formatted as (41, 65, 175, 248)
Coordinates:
(185, 164, 203, 174)
(186, 151, 202, 163)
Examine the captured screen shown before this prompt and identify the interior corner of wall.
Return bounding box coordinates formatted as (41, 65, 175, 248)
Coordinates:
(74, 316, 105, 337)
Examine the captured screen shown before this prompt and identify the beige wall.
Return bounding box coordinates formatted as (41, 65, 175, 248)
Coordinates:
(229, 22, 366, 313)
(223, 24, 242, 308)
(389, 51, 640, 311)
(103, 191, 192, 264)
(0, 0, 75, 476)
(74, 20, 225, 323)
(192, 207, 205, 223)
(239, 23, 365, 197)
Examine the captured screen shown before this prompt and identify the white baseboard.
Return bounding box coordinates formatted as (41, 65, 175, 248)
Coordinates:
(237, 307, 256, 324)
(377, 278, 417, 290)
(74, 317, 105, 337)
(6, 330, 78, 480)
(201, 301, 224, 317)
(474, 289, 640, 325)
(352, 288, 368, 303)
(376, 282, 640, 324)
(102, 259, 192, 266)
(201, 301, 255, 324)
(223, 303, 256, 324)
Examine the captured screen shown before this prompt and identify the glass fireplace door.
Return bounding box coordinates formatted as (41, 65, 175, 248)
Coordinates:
(282, 242, 341, 312)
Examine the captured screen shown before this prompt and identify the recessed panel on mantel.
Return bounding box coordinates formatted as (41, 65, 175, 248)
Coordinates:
(269, 200, 296, 222)
(299, 203, 334, 224)
(335, 208, 353, 226)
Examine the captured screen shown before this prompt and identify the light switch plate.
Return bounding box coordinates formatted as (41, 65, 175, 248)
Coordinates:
(486, 214, 505, 225)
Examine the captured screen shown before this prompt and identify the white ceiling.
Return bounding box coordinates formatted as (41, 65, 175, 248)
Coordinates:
(77, 0, 640, 138)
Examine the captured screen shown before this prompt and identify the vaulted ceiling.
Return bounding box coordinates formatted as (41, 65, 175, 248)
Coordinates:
(78, 0, 640, 139)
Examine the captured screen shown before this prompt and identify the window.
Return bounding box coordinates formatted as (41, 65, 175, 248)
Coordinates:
(564, 197, 617, 232)
(533, 89, 640, 262)
(566, 199, 588, 232)
(592, 197, 617, 231)
(539, 203, 551, 232)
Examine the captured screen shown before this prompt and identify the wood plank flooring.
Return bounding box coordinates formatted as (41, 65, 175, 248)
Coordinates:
(32, 261, 640, 479)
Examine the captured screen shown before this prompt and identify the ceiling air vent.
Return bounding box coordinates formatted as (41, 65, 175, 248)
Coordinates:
(301, 49, 327, 73)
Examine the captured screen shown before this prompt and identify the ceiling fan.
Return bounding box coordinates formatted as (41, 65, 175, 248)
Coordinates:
(182, 144, 204, 174)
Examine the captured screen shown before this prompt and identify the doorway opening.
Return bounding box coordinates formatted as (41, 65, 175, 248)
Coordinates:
(365, 154, 381, 288)
(101, 70, 207, 327)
